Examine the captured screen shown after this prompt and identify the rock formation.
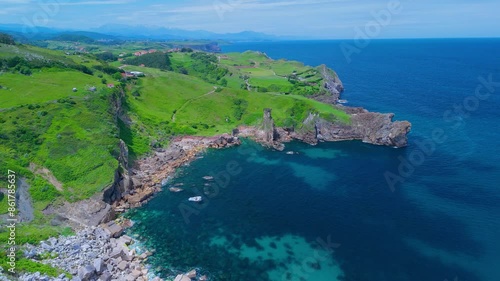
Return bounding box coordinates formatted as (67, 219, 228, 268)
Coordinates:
(311, 64, 345, 104)
(295, 110, 411, 147)
(239, 107, 411, 149)
(103, 140, 133, 204)
(114, 134, 241, 210)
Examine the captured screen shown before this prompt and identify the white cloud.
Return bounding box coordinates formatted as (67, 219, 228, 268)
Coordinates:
(58, 0, 134, 6)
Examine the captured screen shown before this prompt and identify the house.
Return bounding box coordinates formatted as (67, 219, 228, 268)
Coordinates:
(122, 71, 144, 78)
(130, 71, 144, 77)
(122, 72, 135, 78)
(134, 50, 149, 56)
(107, 84, 115, 88)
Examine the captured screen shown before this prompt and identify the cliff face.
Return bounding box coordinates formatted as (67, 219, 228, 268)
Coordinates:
(239, 109, 287, 150)
(103, 88, 134, 204)
(281, 65, 410, 147)
(294, 111, 411, 147)
(311, 65, 345, 104)
(240, 107, 411, 149)
(103, 140, 133, 204)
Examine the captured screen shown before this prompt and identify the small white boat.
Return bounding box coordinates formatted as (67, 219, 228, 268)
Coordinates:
(286, 151, 295, 155)
(203, 176, 214, 181)
(188, 196, 203, 202)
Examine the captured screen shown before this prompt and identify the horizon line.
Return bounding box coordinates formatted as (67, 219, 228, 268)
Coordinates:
(0, 23, 499, 41)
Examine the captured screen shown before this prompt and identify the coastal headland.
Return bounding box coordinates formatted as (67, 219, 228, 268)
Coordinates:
(0, 36, 410, 280)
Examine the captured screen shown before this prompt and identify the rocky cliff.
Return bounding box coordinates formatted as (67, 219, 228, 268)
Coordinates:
(114, 135, 241, 210)
(238, 64, 411, 148)
(311, 65, 345, 104)
(103, 140, 133, 204)
(296, 109, 411, 147)
(239, 107, 411, 149)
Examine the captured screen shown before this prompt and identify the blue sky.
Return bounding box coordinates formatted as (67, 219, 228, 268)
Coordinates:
(1, 0, 499, 38)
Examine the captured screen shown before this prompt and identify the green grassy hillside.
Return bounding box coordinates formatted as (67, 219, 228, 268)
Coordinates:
(0, 36, 349, 277)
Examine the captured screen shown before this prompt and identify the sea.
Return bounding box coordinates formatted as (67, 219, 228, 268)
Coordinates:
(125, 39, 500, 281)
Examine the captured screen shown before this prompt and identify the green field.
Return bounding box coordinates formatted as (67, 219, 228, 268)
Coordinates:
(0, 70, 102, 109)
(0, 40, 347, 211)
(0, 35, 350, 277)
(216, 51, 331, 94)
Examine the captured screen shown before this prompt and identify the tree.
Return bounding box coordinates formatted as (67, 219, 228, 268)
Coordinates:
(95, 51, 117, 62)
(126, 52, 172, 70)
(0, 33, 15, 45)
(219, 78, 228, 87)
(19, 66, 32, 76)
(112, 72, 122, 80)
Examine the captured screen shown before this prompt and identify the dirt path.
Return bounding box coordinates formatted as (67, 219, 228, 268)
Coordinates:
(172, 87, 218, 122)
(29, 163, 64, 191)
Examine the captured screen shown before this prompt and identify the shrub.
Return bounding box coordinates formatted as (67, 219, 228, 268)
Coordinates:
(0, 33, 15, 45)
(233, 98, 248, 121)
(126, 52, 172, 70)
(95, 51, 117, 62)
(29, 176, 61, 202)
(19, 66, 32, 76)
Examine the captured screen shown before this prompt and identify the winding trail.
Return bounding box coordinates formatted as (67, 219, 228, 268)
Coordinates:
(29, 162, 64, 191)
(172, 86, 218, 122)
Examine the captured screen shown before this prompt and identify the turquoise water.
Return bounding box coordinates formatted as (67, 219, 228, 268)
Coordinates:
(126, 39, 500, 281)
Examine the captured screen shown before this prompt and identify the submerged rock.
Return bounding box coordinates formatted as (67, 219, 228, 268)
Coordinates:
(174, 275, 191, 281)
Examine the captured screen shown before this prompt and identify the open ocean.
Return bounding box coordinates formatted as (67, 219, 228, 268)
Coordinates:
(126, 39, 500, 281)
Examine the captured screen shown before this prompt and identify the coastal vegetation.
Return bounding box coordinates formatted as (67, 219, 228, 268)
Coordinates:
(0, 34, 349, 277)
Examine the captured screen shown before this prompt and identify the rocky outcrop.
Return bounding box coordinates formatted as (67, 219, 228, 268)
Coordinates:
(20, 219, 160, 281)
(239, 107, 411, 148)
(294, 111, 411, 147)
(244, 109, 285, 150)
(103, 140, 133, 204)
(43, 194, 116, 228)
(311, 65, 345, 104)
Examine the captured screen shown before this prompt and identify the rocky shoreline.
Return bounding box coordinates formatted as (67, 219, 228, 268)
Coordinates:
(5, 136, 242, 281)
(11, 75, 411, 280)
(20, 219, 153, 281)
(17, 218, 207, 281)
(112, 135, 242, 211)
(10, 108, 410, 280)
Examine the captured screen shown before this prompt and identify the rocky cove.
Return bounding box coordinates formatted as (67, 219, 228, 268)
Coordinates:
(10, 73, 411, 280)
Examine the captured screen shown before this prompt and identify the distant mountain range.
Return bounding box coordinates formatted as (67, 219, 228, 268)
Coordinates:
(92, 24, 282, 41)
(0, 23, 288, 42)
